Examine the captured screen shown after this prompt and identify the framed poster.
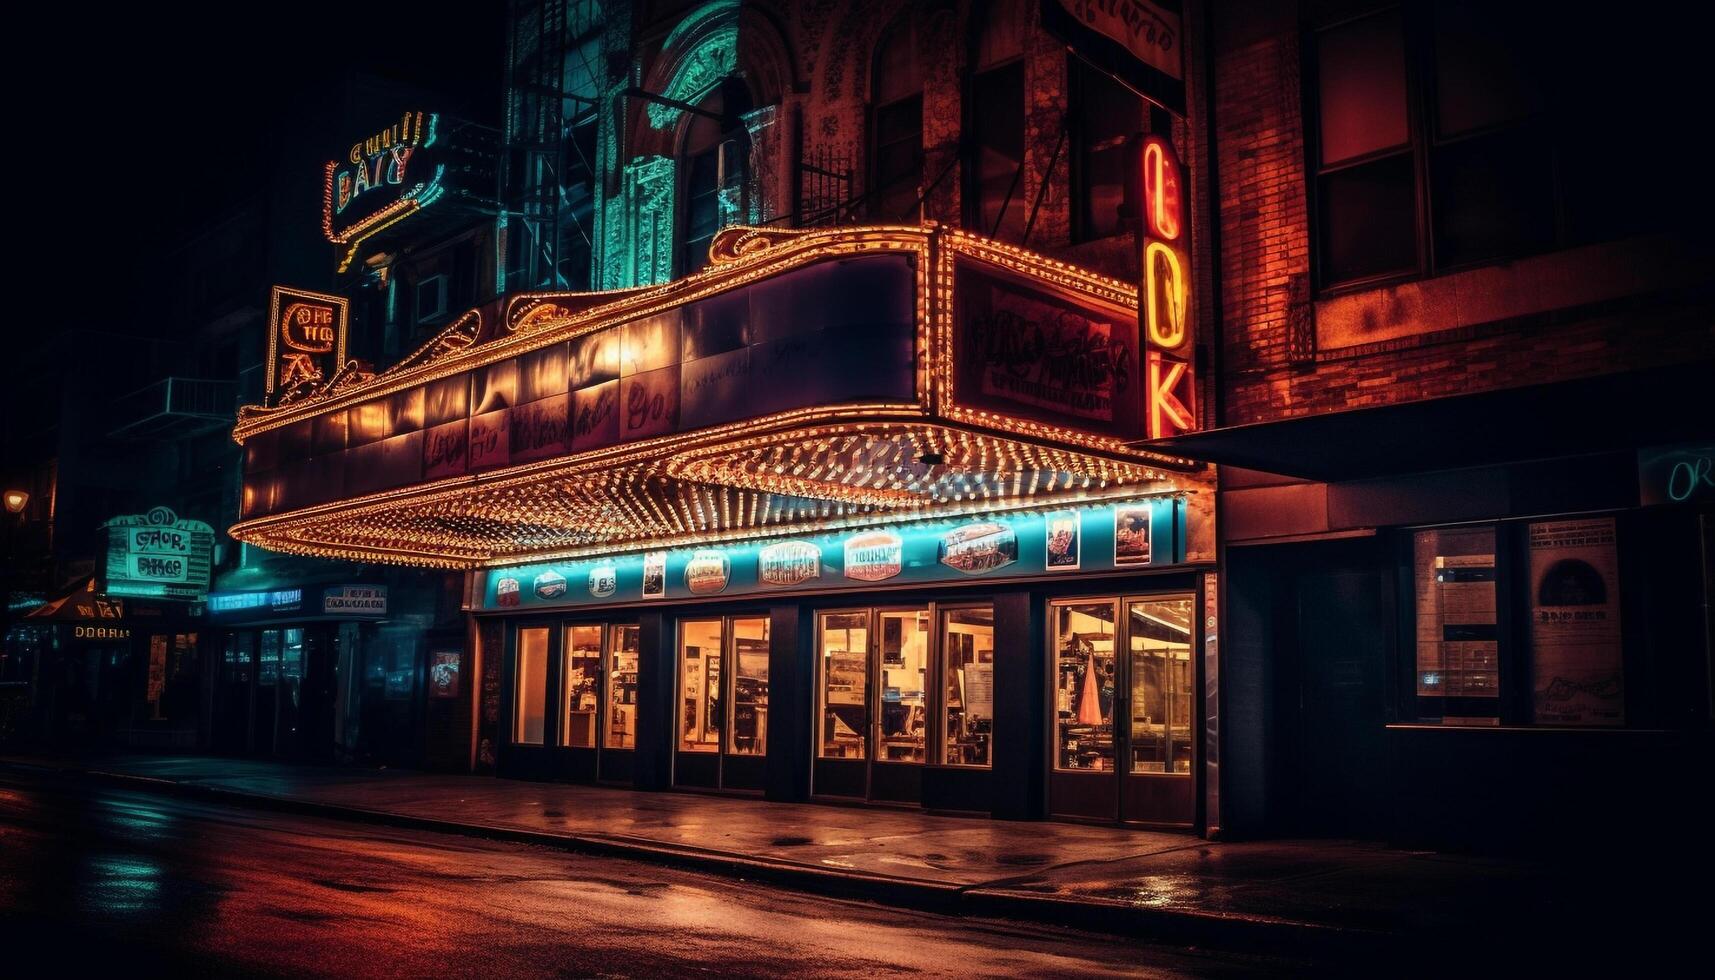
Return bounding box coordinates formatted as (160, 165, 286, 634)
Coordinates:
(1528, 518, 1623, 726)
(1114, 505, 1153, 567)
(1046, 511, 1081, 570)
(430, 649, 461, 699)
(642, 551, 668, 599)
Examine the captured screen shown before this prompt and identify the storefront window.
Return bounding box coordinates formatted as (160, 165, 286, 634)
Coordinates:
(1409, 517, 1626, 727)
(679, 620, 723, 753)
(818, 612, 869, 759)
(281, 628, 305, 681)
(877, 609, 928, 763)
(605, 625, 639, 749)
(941, 607, 994, 767)
(561, 625, 601, 748)
(1127, 598, 1194, 773)
(224, 632, 254, 684)
(727, 617, 769, 756)
(514, 626, 548, 745)
(1054, 601, 1117, 771)
(1412, 526, 1501, 724)
(259, 629, 281, 686)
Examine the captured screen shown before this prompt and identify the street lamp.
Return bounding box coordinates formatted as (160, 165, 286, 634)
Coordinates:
(2, 490, 25, 514)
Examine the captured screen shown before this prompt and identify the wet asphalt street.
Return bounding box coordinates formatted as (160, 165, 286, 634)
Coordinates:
(0, 769, 1294, 978)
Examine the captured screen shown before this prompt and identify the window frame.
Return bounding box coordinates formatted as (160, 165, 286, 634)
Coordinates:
(1303, 2, 1571, 296)
(1393, 513, 1642, 730)
(962, 56, 1029, 241)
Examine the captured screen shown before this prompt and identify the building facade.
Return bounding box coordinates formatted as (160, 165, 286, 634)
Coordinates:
(138, 0, 1714, 849)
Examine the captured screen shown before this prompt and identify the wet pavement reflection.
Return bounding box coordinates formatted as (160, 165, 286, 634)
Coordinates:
(0, 769, 1287, 978)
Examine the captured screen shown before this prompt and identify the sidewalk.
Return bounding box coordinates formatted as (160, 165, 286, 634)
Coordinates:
(0, 753, 1686, 960)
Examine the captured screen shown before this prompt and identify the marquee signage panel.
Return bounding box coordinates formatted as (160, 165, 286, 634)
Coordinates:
(231, 225, 1206, 569)
(323, 111, 448, 272)
(266, 286, 350, 406)
(1139, 134, 1197, 440)
(103, 507, 214, 601)
(477, 497, 1187, 611)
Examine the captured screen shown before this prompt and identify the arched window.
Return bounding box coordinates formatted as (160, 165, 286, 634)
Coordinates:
(679, 78, 753, 276)
(869, 17, 923, 222)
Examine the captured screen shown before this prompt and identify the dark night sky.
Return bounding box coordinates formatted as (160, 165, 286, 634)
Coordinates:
(16, 1, 504, 346)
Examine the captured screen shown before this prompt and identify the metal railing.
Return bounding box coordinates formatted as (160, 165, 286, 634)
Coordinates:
(107, 377, 239, 439)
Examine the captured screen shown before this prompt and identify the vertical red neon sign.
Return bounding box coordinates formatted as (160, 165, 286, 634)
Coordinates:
(1141, 134, 1196, 439)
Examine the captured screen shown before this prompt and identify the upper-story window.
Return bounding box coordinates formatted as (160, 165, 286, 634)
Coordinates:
(965, 8, 1026, 241)
(679, 79, 752, 276)
(868, 17, 923, 222)
(1309, 2, 1667, 292)
(1070, 57, 1154, 243)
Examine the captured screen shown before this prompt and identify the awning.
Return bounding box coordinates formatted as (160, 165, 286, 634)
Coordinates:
(23, 577, 125, 622)
(1150, 359, 1715, 483)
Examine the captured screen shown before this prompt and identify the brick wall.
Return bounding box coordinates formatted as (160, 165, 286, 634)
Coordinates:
(1210, 3, 1714, 428)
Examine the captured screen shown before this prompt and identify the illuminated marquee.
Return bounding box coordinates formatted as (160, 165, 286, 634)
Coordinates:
(322, 111, 445, 272)
(266, 286, 350, 405)
(103, 506, 215, 602)
(1140, 134, 1196, 440)
(230, 225, 1208, 569)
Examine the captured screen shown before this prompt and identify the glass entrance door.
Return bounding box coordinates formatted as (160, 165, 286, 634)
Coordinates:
(1050, 594, 1195, 825)
(814, 605, 992, 805)
(674, 616, 769, 791)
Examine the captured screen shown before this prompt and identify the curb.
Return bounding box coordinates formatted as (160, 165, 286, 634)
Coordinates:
(8, 760, 1387, 957)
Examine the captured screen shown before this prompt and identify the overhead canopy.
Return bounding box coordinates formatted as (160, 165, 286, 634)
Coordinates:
(231, 225, 1207, 569)
(1151, 359, 1715, 483)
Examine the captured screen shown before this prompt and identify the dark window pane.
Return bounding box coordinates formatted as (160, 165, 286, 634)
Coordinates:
(1318, 154, 1417, 284)
(1316, 8, 1408, 166)
(871, 95, 922, 221)
(1432, 1, 1541, 138)
(968, 62, 1026, 240)
(1074, 59, 1143, 241)
(1430, 129, 1555, 268)
(683, 147, 721, 274)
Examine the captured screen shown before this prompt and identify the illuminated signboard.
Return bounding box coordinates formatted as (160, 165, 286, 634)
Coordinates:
(266, 286, 350, 405)
(103, 507, 215, 602)
(479, 496, 1189, 611)
(1140, 134, 1196, 441)
(323, 111, 445, 272)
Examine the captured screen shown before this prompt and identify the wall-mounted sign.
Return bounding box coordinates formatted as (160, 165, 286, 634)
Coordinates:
(589, 566, 617, 598)
(103, 507, 214, 602)
(208, 588, 304, 616)
(323, 111, 447, 272)
(479, 497, 1188, 611)
(956, 266, 1143, 440)
(939, 523, 1019, 575)
(1639, 443, 1715, 506)
(533, 570, 567, 600)
(1040, 0, 1185, 114)
(758, 541, 822, 587)
(1139, 134, 1196, 440)
(844, 531, 905, 582)
(73, 625, 131, 641)
(323, 585, 387, 616)
(684, 550, 731, 595)
(266, 286, 349, 405)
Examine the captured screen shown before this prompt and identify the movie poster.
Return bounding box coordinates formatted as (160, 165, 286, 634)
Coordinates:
(1529, 518, 1623, 726)
(1114, 505, 1153, 566)
(1046, 511, 1080, 570)
(642, 551, 668, 599)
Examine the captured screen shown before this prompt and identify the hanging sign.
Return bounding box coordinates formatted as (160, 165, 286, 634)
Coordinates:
(266, 286, 349, 405)
(322, 585, 388, 616)
(103, 507, 215, 602)
(323, 111, 448, 271)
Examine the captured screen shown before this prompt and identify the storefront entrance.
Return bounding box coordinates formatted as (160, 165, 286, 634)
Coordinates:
(1049, 595, 1195, 826)
(813, 604, 995, 805)
(674, 616, 769, 792)
(512, 620, 639, 783)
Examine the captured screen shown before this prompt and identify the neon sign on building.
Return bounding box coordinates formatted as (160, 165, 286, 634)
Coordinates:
(1140, 134, 1197, 440)
(322, 110, 445, 271)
